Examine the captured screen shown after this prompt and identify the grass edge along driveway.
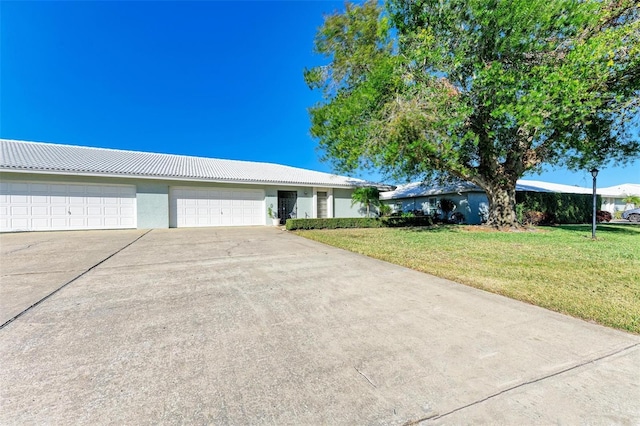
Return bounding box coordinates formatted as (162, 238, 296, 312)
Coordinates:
(295, 224, 640, 334)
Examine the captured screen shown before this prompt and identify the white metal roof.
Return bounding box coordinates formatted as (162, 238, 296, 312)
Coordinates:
(598, 183, 640, 197)
(379, 181, 481, 200)
(0, 139, 377, 188)
(379, 179, 622, 200)
(515, 180, 593, 194)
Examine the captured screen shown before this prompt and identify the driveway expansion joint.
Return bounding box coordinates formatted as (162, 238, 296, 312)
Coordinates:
(420, 342, 640, 423)
(0, 230, 152, 330)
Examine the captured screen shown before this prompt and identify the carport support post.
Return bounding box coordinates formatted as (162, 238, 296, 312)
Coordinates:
(591, 168, 598, 240)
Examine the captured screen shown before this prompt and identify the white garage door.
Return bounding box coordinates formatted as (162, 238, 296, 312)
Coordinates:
(171, 187, 264, 227)
(0, 181, 136, 232)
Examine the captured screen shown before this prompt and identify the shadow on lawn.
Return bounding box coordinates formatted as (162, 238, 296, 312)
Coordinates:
(556, 224, 640, 235)
(402, 223, 640, 236)
(402, 224, 466, 233)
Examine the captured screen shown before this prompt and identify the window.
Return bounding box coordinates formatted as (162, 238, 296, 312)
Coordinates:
(428, 197, 437, 214)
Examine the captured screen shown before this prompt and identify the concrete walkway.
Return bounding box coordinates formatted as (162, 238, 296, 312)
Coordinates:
(1, 227, 638, 425)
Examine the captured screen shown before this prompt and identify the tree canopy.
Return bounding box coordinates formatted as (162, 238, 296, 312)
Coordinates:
(305, 0, 640, 227)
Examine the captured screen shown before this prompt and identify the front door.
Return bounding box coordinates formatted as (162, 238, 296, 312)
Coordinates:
(277, 191, 297, 224)
(317, 191, 328, 218)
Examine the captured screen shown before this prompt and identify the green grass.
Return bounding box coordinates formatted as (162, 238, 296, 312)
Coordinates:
(294, 224, 640, 333)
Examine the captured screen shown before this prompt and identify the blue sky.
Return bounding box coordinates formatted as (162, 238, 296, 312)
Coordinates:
(1, 1, 638, 188)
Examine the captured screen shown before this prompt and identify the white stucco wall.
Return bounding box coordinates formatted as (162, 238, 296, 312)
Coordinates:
(1, 172, 364, 229)
(333, 188, 365, 217)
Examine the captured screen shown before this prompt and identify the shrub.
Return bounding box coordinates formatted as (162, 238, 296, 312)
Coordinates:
(285, 218, 383, 230)
(515, 203, 525, 224)
(516, 192, 598, 224)
(596, 210, 612, 223)
(382, 216, 434, 227)
(378, 204, 392, 217)
(523, 210, 556, 225)
(451, 212, 465, 224)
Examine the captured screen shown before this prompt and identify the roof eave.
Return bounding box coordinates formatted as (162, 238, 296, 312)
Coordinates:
(0, 167, 366, 189)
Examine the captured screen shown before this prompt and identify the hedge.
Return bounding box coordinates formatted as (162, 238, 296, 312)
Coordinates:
(285, 216, 434, 230)
(515, 191, 600, 224)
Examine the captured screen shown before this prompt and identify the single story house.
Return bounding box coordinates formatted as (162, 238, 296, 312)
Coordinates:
(598, 184, 640, 213)
(380, 181, 488, 224)
(379, 179, 624, 225)
(0, 139, 385, 232)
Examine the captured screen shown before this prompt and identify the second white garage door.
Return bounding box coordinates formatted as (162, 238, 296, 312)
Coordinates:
(171, 187, 264, 227)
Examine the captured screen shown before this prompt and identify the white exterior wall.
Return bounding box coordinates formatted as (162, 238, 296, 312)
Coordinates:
(0, 172, 364, 231)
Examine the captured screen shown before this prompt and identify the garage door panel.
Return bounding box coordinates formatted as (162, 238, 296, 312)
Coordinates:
(31, 184, 49, 194)
(12, 206, 29, 215)
(172, 187, 264, 227)
(68, 185, 86, 194)
(0, 182, 136, 232)
(10, 183, 29, 192)
(51, 217, 66, 227)
(104, 218, 119, 227)
(12, 218, 28, 229)
(87, 196, 103, 204)
(101, 185, 115, 193)
(32, 206, 48, 215)
(11, 195, 29, 203)
(88, 217, 103, 226)
(32, 217, 50, 228)
(51, 206, 67, 215)
(69, 218, 86, 227)
(86, 186, 103, 196)
(120, 218, 135, 227)
(68, 206, 85, 215)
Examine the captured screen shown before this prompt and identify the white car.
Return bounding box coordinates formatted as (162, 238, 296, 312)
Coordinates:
(622, 207, 640, 222)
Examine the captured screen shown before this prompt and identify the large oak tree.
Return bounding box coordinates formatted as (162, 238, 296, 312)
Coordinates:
(305, 0, 639, 227)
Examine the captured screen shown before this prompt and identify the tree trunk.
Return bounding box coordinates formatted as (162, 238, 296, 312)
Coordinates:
(483, 182, 518, 228)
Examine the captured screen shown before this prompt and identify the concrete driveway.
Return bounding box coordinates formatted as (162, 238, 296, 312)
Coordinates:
(1, 227, 638, 425)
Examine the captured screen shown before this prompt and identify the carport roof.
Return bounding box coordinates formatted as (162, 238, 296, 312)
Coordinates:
(1, 139, 387, 189)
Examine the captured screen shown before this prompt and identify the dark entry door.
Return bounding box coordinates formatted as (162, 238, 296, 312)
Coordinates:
(277, 191, 297, 224)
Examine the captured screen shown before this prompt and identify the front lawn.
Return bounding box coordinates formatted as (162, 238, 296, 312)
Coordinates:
(294, 224, 640, 333)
